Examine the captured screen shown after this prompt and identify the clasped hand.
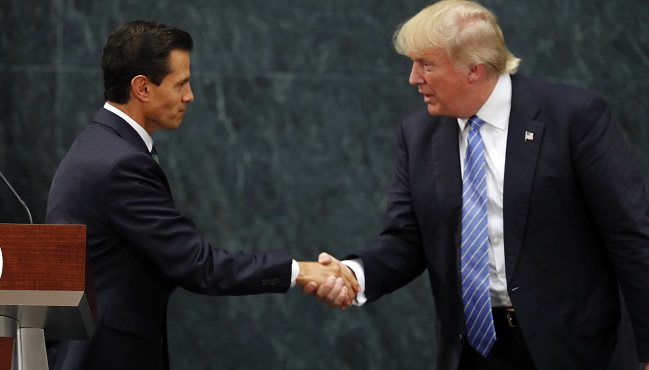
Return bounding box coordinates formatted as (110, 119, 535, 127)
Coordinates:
(297, 253, 359, 309)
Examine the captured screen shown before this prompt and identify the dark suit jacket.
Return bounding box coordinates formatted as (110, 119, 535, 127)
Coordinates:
(45, 108, 292, 370)
(356, 74, 649, 369)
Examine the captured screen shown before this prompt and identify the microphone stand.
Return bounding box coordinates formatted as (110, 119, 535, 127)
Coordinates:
(0, 170, 33, 224)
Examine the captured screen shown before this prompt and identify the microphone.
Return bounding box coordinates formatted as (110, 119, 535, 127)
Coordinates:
(0, 170, 33, 224)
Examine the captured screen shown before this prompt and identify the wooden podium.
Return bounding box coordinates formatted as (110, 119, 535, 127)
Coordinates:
(0, 224, 95, 370)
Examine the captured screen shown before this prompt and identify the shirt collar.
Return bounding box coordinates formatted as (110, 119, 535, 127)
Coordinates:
(103, 102, 154, 152)
(457, 73, 512, 132)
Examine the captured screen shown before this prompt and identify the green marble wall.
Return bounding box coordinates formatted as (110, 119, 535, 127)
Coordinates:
(1, 0, 648, 368)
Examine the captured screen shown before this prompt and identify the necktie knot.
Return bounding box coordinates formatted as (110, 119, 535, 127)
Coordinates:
(468, 115, 486, 132)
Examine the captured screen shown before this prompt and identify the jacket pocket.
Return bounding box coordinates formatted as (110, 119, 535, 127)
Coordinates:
(103, 305, 159, 340)
(576, 299, 620, 337)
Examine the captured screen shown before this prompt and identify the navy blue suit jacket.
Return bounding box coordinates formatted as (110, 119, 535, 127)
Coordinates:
(356, 74, 649, 369)
(45, 108, 292, 370)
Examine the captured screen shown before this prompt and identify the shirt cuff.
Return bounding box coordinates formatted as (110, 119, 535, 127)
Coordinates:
(290, 259, 299, 288)
(342, 258, 367, 306)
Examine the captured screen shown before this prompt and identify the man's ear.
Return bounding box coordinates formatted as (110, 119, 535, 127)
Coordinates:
(467, 63, 486, 83)
(131, 75, 149, 102)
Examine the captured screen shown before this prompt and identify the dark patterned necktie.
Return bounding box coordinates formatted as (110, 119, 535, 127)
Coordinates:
(151, 146, 159, 164)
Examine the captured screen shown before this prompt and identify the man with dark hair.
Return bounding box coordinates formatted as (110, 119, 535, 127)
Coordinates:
(101, 20, 196, 105)
(45, 20, 357, 370)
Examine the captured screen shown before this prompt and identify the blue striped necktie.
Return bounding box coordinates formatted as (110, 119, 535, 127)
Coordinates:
(461, 115, 496, 357)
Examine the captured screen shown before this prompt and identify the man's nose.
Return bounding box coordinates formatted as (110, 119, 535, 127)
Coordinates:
(408, 64, 424, 85)
(184, 85, 194, 103)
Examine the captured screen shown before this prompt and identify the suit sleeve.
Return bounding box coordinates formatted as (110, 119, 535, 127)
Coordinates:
(104, 152, 292, 295)
(356, 120, 428, 302)
(573, 94, 649, 360)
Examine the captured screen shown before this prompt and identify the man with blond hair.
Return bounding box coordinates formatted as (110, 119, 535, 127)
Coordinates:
(309, 1, 649, 369)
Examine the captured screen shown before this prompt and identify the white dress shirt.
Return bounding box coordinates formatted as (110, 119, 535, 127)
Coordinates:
(345, 74, 513, 307)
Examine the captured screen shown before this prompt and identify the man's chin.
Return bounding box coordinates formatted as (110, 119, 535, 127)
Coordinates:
(427, 105, 443, 116)
(170, 119, 184, 129)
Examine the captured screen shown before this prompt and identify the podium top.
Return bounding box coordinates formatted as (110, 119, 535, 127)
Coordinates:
(0, 223, 86, 291)
(0, 223, 95, 339)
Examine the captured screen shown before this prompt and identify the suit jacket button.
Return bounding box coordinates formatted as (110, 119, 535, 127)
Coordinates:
(262, 279, 269, 287)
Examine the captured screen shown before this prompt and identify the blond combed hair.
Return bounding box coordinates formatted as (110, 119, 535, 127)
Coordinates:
(393, 0, 520, 74)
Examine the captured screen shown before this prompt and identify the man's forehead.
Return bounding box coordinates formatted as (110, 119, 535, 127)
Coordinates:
(409, 48, 446, 61)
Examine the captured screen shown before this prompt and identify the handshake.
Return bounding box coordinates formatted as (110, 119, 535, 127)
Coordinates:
(296, 253, 360, 309)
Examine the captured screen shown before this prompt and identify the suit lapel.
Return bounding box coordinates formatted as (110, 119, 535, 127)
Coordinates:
(93, 108, 151, 156)
(503, 76, 544, 281)
(92, 108, 172, 193)
(431, 117, 463, 245)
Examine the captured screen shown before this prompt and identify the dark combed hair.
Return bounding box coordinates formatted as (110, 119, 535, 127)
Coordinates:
(101, 20, 194, 104)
